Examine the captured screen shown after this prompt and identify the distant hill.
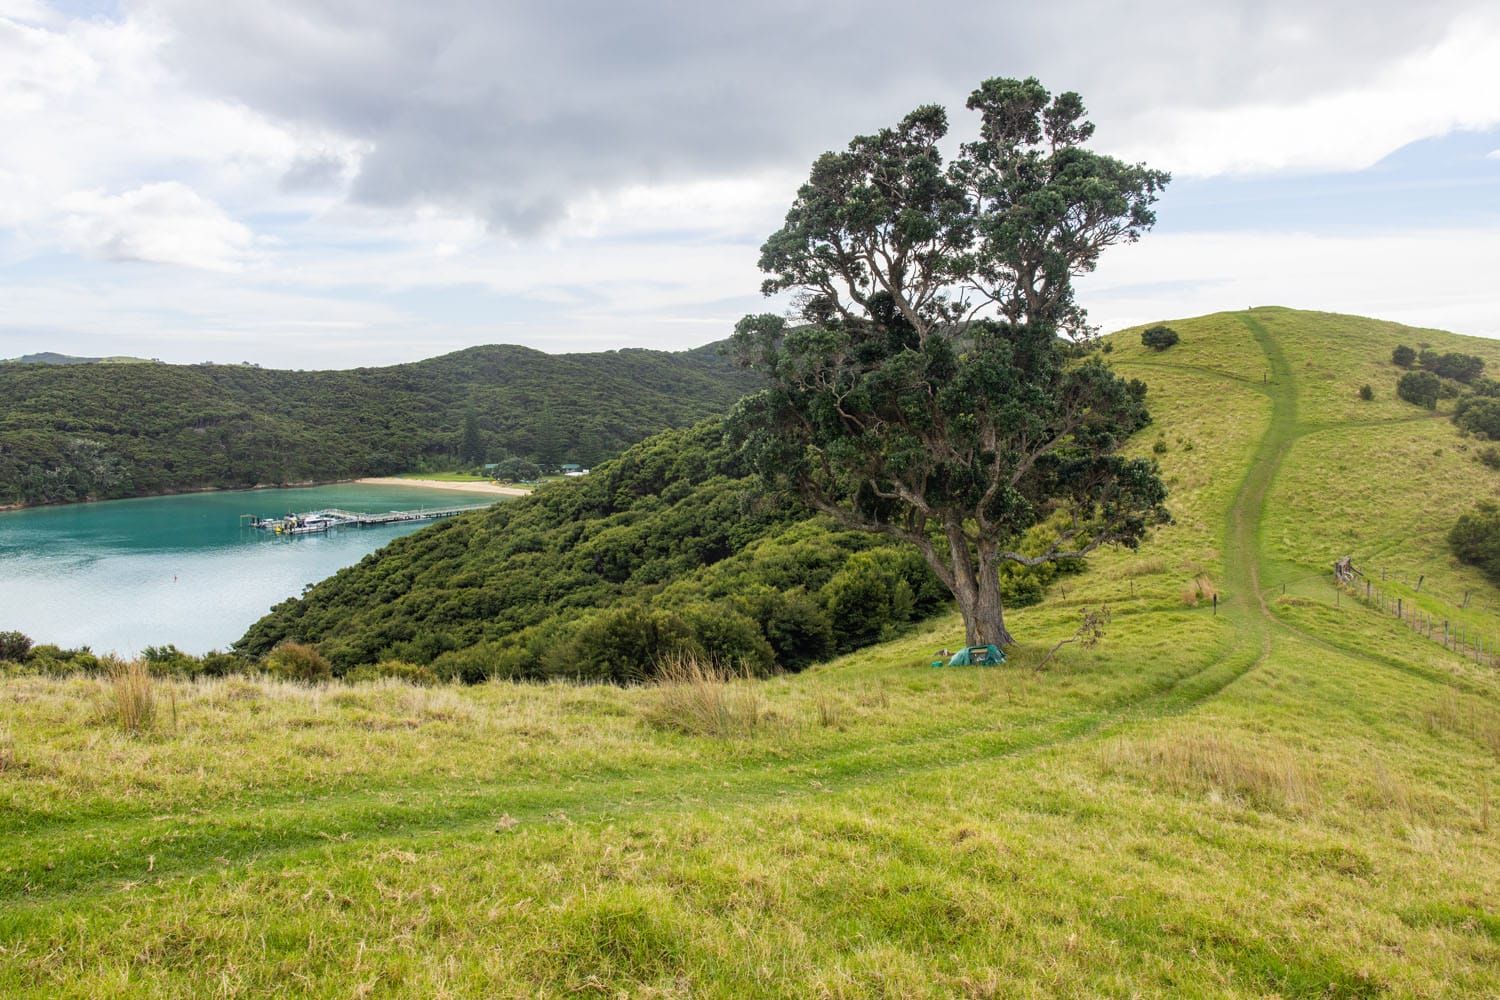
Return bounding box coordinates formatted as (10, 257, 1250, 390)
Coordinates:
(0, 341, 760, 507)
(2, 352, 159, 366)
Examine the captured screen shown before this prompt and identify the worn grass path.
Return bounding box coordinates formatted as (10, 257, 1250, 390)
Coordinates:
(3, 308, 1498, 997)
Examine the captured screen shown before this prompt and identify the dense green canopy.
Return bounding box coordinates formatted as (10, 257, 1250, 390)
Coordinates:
(0, 343, 756, 506)
(729, 77, 1171, 646)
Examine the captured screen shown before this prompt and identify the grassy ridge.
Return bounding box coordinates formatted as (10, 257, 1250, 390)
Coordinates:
(1, 308, 1498, 995)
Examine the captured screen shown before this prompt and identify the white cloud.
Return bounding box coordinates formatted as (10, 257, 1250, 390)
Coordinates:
(0, 8, 359, 241)
(57, 182, 257, 270)
(1111, 13, 1500, 175)
(1079, 227, 1500, 338)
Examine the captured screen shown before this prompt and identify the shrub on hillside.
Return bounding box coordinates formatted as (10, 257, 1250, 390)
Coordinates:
(141, 644, 199, 677)
(1141, 325, 1179, 351)
(1421, 351, 1485, 384)
(0, 631, 32, 663)
(1449, 503, 1500, 585)
(24, 644, 100, 676)
(1396, 371, 1441, 410)
(1479, 446, 1500, 470)
(821, 552, 915, 650)
(1358, 384, 1374, 401)
(678, 604, 776, 674)
(1454, 397, 1500, 440)
(345, 660, 439, 686)
(1391, 344, 1416, 368)
(265, 641, 333, 682)
(542, 604, 700, 684)
(744, 588, 835, 670)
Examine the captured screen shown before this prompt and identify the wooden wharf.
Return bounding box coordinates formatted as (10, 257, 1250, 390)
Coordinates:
(241, 505, 487, 534)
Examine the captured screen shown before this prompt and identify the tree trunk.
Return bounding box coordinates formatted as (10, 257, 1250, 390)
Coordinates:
(941, 540, 1012, 647)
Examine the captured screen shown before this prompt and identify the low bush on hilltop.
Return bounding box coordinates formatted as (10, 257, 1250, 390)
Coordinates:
(1141, 325, 1179, 351)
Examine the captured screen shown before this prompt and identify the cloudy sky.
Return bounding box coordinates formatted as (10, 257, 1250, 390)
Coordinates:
(3, 0, 1499, 367)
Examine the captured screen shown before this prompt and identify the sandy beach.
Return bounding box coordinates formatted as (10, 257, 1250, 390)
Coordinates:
(354, 477, 532, 497)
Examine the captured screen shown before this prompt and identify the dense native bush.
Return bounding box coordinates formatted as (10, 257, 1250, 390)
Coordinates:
(1449, 503, 1500, 585)
(1419, 350, 1485, 384)
(1397, 371, 1441, 410)
(236, 418, 1086, 684)
(0, 344, 757, 506)
(1391, 344, 1416, 368)
(1359, 384, 1374, 401)
(1453, 397, 1500, 440)
(1141, 325, 1180, 351)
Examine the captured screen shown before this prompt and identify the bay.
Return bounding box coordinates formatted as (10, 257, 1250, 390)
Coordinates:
(0, 483, 506, 656)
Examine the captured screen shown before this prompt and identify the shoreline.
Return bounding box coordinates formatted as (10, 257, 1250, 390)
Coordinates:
(0, 476, 533, 513)
(354, 477, 532, 497)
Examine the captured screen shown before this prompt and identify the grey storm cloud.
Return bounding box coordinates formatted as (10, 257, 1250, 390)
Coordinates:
(139, 0, 1480, 233)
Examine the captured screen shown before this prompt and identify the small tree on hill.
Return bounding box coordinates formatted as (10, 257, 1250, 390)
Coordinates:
(1392, 344, 1416, 368)
(458, 410, 485, 465)
(1396, 370, 1441, 410)
(0, 630, 32, 663)
(1141, 325, 1179, 351)
(729, 77, 1171, 647)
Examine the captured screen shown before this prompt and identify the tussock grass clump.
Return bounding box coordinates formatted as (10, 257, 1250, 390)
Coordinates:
(1103, 732, 1318, 811)
(642, 655, 764, 739)
(815, 694, 844, 728)
(1180, 575, 1219, 607)
(1423, 690, 1500, 758)
(109, 659, 156, 735)
(1122, 557, 1170, 578)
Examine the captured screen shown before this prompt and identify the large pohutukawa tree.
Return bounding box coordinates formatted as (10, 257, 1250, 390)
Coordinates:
(728, 77, 1172, 647)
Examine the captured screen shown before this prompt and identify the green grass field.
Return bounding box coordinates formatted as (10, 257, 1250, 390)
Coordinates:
(392, 471, 493, 483)
(2, 308, 1497, 997)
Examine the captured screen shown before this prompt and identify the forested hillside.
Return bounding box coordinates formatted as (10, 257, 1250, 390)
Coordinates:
(0, 343, 758, 506)
(238, 423, 941, 679)
(236, 419, 1073, 680)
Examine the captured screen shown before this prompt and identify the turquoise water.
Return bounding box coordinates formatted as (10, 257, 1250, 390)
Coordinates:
(0, 484, 505, 656)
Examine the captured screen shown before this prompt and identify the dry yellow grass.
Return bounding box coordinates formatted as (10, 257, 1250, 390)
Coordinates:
(1102, 731, 1320, 812)
(108, 658, 155, 735)
(641, 655, 766, 738)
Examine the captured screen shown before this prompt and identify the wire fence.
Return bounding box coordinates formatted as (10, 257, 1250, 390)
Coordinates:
(1333, 557, 1498, 668)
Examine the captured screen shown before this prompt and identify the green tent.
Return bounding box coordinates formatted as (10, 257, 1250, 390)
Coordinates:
(939, 644, 1006, 667)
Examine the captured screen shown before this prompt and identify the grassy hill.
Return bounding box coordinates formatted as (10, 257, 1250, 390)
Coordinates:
(0, 343, 758, 507)
(2, 308, 1498, 995)
(0, 352, 160, 365)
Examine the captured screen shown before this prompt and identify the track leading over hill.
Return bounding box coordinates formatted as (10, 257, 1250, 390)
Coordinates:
(1, 309, 1497, 996)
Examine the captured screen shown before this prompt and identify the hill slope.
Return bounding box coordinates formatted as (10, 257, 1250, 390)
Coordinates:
(0, 352, 159, 366)
(0, 342, 759, 507)
(2, 308, 1498, 995)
